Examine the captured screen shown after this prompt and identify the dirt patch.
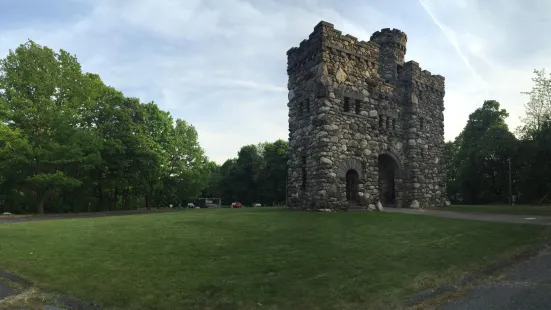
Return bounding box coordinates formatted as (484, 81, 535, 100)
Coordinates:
(0, 270, 101, 309)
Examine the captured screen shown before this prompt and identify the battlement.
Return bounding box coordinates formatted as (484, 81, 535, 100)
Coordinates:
(287, 21, 444, 92)
(398, 61, 445, 93)
(287, 21, 380, 73)
(370, 28, 408, 45)
(287, 21, 333, 58)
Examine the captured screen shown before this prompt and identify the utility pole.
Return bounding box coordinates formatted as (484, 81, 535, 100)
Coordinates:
(508, 157, 512, 206)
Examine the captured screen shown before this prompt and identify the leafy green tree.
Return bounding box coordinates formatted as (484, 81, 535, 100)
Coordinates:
(519, 69, 551, 138)
(258, 140, 288, 205)
(449, 100, 516, 204)
(0, 40, 213, 214)
(164, 119, 211, 205)
(206, 140, 289, 206)
(0, 40, 101, 213)
(201, 162, 222, 199)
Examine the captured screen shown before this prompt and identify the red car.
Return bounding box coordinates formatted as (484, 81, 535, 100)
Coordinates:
(231, 202, 243, 208)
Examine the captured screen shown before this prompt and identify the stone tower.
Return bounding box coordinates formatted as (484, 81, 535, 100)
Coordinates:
(286, 21, 447, 210)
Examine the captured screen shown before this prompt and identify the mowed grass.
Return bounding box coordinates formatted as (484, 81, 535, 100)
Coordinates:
(442, 204, 551, 216)
(0, 209, 549, 310)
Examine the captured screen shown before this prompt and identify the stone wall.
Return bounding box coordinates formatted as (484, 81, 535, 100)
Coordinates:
(287, 21, 447, 210)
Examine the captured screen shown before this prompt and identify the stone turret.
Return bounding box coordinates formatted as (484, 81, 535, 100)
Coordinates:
(370, 28, 408, 82)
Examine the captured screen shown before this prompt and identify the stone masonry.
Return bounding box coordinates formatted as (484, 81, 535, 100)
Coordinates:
(286, 21, 447, 210)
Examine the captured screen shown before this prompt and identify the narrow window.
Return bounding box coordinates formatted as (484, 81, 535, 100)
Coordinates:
(386, 117, 390, 129)
(379, 115, 384, 128)
(392, 118, 396, 130)
(305, 98, 310, 113)
(420, 117, 424, 130)
(298, 102, 303, 117)
(343, 97, 351, 113)
(354, 99, 361, 114)
(301, 156, 307, 189)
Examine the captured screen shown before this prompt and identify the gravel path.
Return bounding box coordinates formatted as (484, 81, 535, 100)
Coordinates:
(384, 208, 551, 226)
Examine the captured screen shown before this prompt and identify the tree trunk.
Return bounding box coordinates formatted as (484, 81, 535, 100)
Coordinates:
(97, 171, 104, 212)
(112, 186, 118, 211)
(123, 187, 130, 210)
(145, 193, 151, 210)
(37, 192, 46, 214)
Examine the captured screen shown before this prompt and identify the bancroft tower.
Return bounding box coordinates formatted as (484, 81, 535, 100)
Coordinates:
(286, 21, 447, 210)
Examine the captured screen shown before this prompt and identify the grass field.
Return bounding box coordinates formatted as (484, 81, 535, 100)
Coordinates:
(0, 208, 549, 309)
(441, 204, 551, 216)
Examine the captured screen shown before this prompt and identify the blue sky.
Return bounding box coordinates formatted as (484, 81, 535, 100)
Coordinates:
(1, 0, 548, 163)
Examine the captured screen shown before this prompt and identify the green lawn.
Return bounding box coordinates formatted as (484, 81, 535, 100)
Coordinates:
(0, 209, 549, 310)
(441, 204, 551, 216)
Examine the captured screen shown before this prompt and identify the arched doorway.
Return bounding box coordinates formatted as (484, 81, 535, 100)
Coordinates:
(378, 154, 401, 207)
(346, 169, 359, 202)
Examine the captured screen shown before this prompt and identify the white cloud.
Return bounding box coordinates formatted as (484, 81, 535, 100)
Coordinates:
(1, 0, 548, 163)
(419, 0, 551, 139)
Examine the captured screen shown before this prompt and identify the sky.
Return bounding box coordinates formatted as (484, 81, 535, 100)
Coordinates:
(1, 0, 549, 164)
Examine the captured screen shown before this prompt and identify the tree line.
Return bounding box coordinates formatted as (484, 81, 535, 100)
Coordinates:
(1, 40, 551, 214)
(202, 140, 288, 206)
(446, 69, 551, 205)
(0, 40, 289, 214)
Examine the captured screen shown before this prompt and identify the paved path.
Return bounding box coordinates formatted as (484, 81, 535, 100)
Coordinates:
(384, 208, 551, 226)
(0, 208, 184, 225)
(438, 246, 551, 309)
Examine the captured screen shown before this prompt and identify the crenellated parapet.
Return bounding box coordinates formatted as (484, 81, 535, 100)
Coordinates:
(287, 21, 380, 77)
(398, 61, 445, 97)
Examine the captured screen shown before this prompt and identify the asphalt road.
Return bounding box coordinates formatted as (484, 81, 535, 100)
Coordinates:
(384, 207, 551, 226)
(439, 247, 551, 310)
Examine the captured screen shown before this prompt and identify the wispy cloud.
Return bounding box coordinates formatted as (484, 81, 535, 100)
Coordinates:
(2, 0, 551, 161)
(416, 0, 488, 94)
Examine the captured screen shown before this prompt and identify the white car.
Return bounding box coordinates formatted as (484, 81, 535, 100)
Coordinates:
(187, 203, 195, 208)
(252, 203, 262, 207)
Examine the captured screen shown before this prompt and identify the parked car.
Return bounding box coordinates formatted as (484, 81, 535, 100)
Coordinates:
(187, 203, 195, 208)
(231, 202, 243, 208)
(252, 203, 262, 207)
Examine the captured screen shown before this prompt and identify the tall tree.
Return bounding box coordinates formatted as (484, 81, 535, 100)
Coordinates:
(0, 40, 213, 214)
(450, 100, 516, 204)
(519, 69, 551, 138)
(0, 40, 101, 213)
(164, 119, 211, 204)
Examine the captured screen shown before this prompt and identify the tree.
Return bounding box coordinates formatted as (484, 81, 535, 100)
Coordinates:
(164, 119, 211, 204)
(206, 140, 289, 206)
(448, 100, 516, 204)
(516, 120, 551, 203)
(0, 40, 213, 214)
(258, 140, 288, 205)
(0, 40, 101, 213)
(519, 69, 551, 138)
